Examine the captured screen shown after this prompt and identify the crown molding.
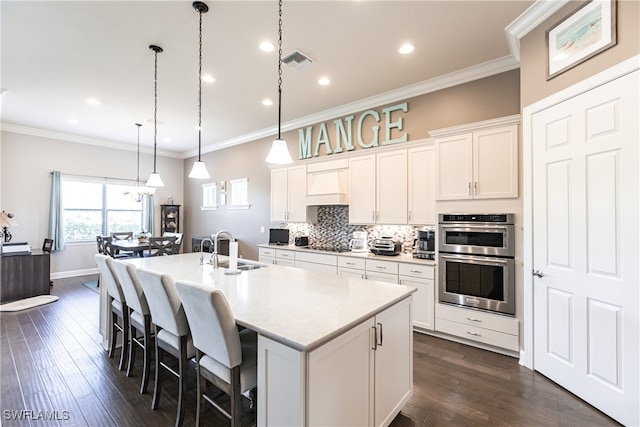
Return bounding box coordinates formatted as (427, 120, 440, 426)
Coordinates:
(505, 0, 570, 61)
(186, 54, 521, 159)
(0, 123, 180, 158)
(5, 54, 521, 160)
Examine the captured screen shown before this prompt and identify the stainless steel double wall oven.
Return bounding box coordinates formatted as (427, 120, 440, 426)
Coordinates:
(438, 214, 516, 316)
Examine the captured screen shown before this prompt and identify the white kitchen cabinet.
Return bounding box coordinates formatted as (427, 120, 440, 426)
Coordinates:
(376, 150, 407, 224)
(348, 155, 376, 223)
(275, 249, 295, 267)
(435, 303, 519, 352)
(408, 145, 436, 225)
(307, 297, 413, 427)
(295, 251, 338, 275)
(434, 120, 519, 200)
(399, 263, 435, 331)
(349, 150, 407, 224)
(258, 247, 276, 264)
(270, 165, 307, 222)
(366, 259, 399, 284)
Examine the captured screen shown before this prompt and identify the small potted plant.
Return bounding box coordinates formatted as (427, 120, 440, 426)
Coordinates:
(136, 231, 151, 243)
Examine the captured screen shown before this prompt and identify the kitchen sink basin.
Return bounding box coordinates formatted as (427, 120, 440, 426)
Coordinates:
(213, 260, 265, 270)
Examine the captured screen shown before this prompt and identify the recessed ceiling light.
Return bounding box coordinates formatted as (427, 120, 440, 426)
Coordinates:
(201, 74, 215, 83)
(318, 77, 331, 86)
(262, 99, 273, 106)
(260, 41, 275, 52)
(399, 43, 415, 54)
(68, 118, 79, 124)
(86, 98, 100, 105)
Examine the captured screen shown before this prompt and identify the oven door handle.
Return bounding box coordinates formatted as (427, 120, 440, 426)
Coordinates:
(439, 225, 510, 234)
(439, 253, 512, 267)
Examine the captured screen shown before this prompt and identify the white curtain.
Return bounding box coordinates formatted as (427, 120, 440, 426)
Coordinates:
(48, 171, 65, 251)
(142, 195, 154, 235)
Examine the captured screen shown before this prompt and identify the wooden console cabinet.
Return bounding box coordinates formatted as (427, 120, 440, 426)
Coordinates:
(0, 250, 51, 303)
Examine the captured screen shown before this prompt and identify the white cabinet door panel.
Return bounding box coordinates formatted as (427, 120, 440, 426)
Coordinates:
(436, 133, 473, 200)
(376, 150, 407, 224)
(473, 125, 518, 199)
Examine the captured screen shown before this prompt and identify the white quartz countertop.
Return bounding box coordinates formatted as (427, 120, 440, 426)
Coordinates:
(125, 253, 416, 351)
(257, 243, 436, 266)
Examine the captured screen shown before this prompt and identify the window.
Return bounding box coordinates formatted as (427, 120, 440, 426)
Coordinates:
(62, 178, 143, 242)
(201, 182, 218, 210)
(229, 178, 250, 209)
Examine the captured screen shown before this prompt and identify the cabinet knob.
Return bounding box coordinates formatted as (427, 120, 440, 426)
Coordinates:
(468, 182, 472, 195)
(474, 181, 478, 195)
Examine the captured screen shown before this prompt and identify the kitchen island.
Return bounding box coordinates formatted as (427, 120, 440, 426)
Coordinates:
(101, 252, 415, 426)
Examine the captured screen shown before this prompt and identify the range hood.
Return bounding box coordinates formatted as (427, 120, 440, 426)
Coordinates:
(306, 161, 348, 206)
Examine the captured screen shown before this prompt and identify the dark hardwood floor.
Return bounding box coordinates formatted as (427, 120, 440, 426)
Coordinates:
(1, 276, 620, 426)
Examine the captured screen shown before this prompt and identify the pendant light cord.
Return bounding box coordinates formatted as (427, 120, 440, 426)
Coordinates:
(153, 47, 159, 173)
(277, 0, 283, 140)
(135, 123, 142, 184)
(197, 8, 203, 162)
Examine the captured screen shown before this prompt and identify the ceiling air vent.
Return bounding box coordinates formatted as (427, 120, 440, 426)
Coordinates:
(282, 50, 314, 70)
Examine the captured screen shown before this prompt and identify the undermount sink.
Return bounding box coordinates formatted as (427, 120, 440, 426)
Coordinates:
(213, 260, 265, 270)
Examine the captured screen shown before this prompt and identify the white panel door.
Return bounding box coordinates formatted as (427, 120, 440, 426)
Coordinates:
(532, 71, 639, 426)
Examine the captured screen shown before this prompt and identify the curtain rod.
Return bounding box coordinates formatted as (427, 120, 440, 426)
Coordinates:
(50, 171, 136, 184)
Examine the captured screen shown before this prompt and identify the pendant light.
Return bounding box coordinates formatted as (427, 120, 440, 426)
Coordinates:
(189, 1, 211, 179)
(124, 123, 156, 202)
(146, 44, 165, 187)
(265, 0, 293, 164)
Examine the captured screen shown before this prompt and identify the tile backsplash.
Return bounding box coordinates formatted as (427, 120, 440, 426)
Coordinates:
(285, 206, 430, 253)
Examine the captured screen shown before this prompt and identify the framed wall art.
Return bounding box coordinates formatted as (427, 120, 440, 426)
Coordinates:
(546, 0, 617, 80)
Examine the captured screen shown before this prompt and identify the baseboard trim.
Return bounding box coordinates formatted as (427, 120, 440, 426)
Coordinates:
(51, 268, 99, 280)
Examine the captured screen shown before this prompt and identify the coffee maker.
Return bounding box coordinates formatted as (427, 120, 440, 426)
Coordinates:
(349, 231, 368, 253)
(413, 229, 435, 259)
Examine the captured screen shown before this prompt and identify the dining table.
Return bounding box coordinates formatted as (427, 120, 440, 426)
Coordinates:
(110, 239, 150, 257)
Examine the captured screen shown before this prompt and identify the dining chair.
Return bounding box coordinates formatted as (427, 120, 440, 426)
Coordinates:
(162, 232, 183, 255)
(174, 280, 258, 427)
(137, 268, 195, 427)
(102, 236, 131, 259)
(145, 236, 177, 257)
(96, 235, 107, 254)
(94, 254, 129, 371)
(111, 231, 134, 256)
(111, 259, 153, 394)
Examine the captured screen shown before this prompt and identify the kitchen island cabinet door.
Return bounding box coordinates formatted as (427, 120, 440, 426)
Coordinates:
(374, 297, 413, 427)
(307, 297, 413, 427)
(349, 155, 376, 224)
(308, 318, 375, 426)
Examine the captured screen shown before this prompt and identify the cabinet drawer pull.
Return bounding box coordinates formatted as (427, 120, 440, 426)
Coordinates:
(466, 331, 482, 337)
(375, 266, 387, 270)
(466, 317, 482, 323)
(410, 269, 422, 274)
(346, 262, 355, 266)
(377, 322, 383, 346)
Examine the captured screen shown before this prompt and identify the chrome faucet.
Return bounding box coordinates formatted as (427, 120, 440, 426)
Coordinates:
(211, 230, 234, 268)
(199, 237, 213, 266)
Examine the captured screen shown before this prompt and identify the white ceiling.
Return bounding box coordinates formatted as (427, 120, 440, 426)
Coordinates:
(1, 1, 535, 158)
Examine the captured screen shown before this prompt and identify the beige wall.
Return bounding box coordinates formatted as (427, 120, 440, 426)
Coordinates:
(0, 131, 184, 276)
(520, 0, 640, 107)
(184, 70, 521, 261)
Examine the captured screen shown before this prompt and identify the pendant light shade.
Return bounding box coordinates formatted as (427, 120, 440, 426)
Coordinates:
(146, 44, 164, 187)
(188, 1, 211, 179)
(265, 0, 293, 165)
(265, 139, 293, 164)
